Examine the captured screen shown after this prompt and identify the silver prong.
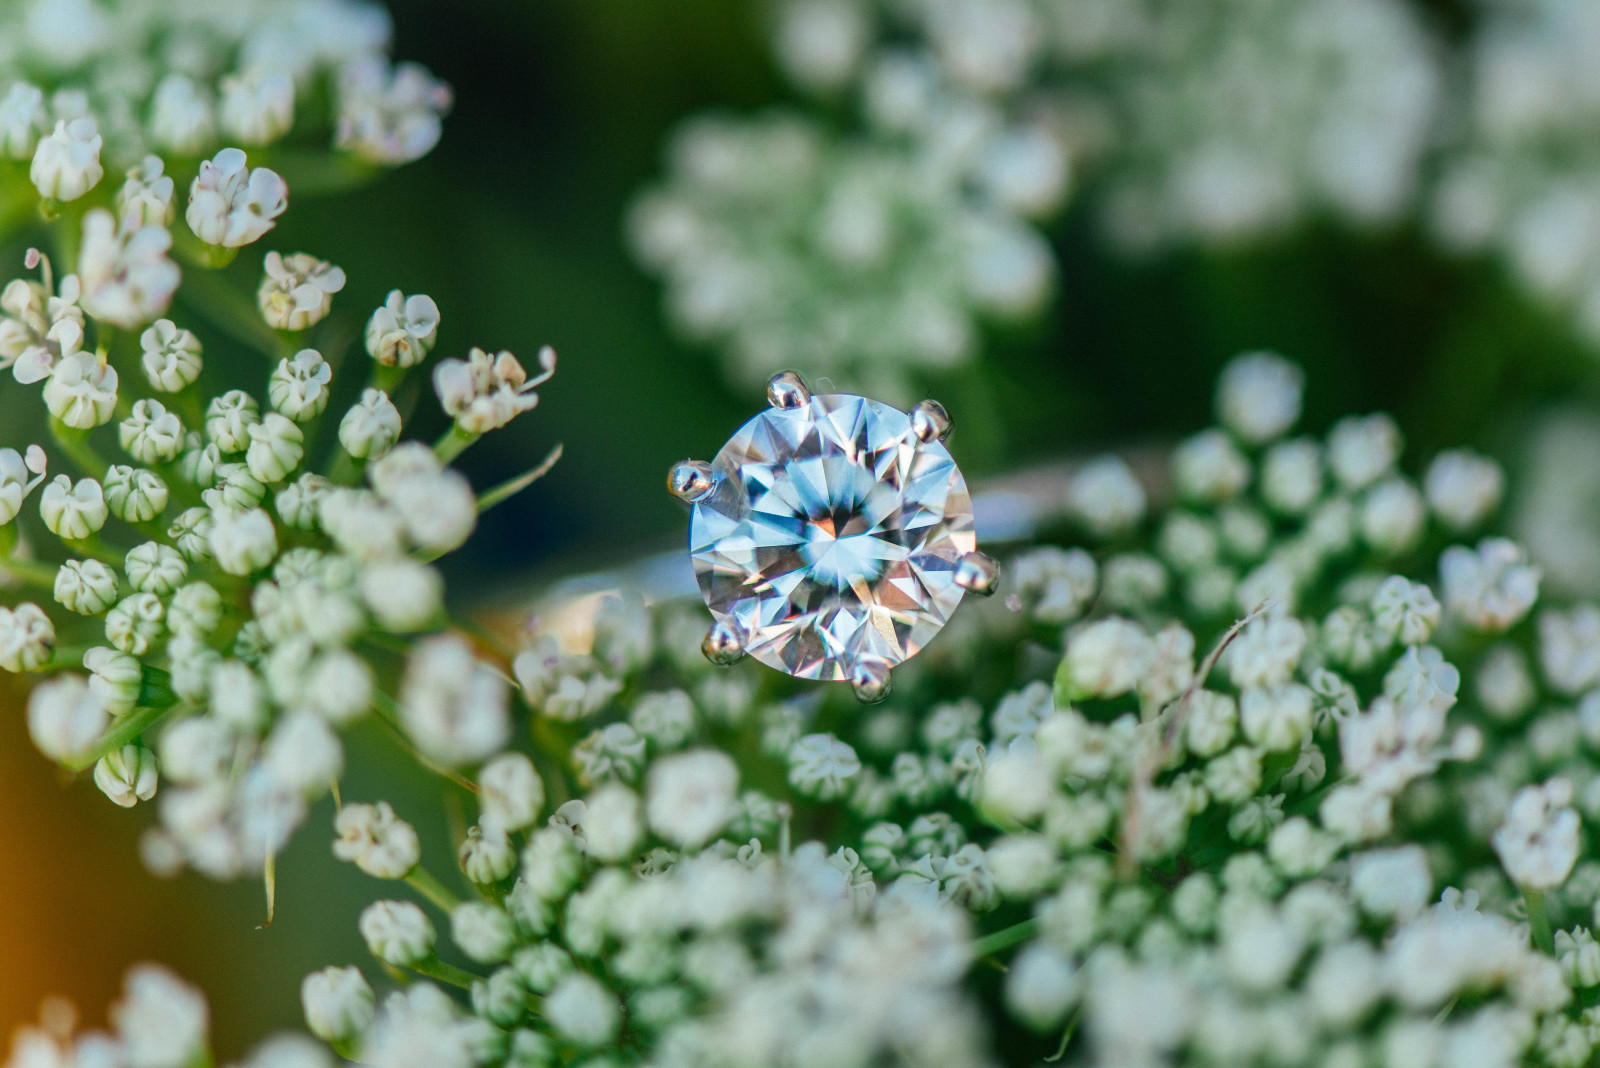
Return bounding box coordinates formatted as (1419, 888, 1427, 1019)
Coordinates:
(910, 400, 952, 443)
(954, 551, 1000, 596)
(702, 616, 748, 666)
(668, 460, 715, 503)
(849, 656, 893, 704)
(767, 371, 811, 410)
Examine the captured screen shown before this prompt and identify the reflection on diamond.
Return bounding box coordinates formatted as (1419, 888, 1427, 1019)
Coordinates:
(690, 393, 975, 681)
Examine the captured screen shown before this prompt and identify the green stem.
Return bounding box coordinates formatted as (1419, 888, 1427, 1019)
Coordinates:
(407, 953, 478, 991)
(475, 443, 563, 513)
(172, 265, 280, 359)
(433, 425, 480, 465)
(370, 691, 481, 794)
(405, 867, 463, 913)
(64, 703, 175, 771)
(49, 418, 110, 479)
(971, 917, 1040, 960)
(0, 553, 57, 588)
(1525, 888, 1555, 956)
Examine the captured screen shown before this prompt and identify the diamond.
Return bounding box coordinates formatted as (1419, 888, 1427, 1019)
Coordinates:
(689, 392, 976, 681)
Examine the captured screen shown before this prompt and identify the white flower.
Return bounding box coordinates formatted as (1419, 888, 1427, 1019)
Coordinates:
(186, 148, 288, 248)
(1172, 429, 1250, 502)
(263, 713, 344, 797)
(105, 593, 164, 657)
(1185, 690, 1238, 757)
(1010, 546, 1097, 624)
(1425, 448, 1504, 532)
(628, 688, 697, 750)
(303, 649, 374, 725)
(124, 541, 186, 596)
(0, 82, 46, 159)
(1493, 778, 1581, 890)
(457, 822, 516, 884)
(369, 444, 477, 553)
(1370, 575, 1440, 646)
(334, 801, 421, 879)
(78, 211, 180, 329)
(582, 783, 642, 863)
(400, 636, 510, 766)
(111, 964, 208, 1068)
(1260, 438, 1323, 515)
(480, 752, 545, 833)
(260, 255, 346, 332)
(94, 745, 159, 808)
(54, 559, 118, 616)
(543, 972, 619, 1048)
(358, 557, 443, 631)
(366, 290, 440, 367)
(301, 966, 374, 1044)
(1305, 942, 1381, 1027)
(774, 0, 870, 91)
(219, 68, 294, 145)
(27, 673, 105, 761)
(245, 414, 306, 484)
(1440, 538, 1540, 633)
(335, 56, 453, 165)
(117, 156, 175, 230)
(1227, 616, 1306, 689)
(39, 475, 107, 539)
(1327, 413, 1402, 490)
(148, 74, 216, 155)
(104, 467, 169, 524)
(1240, 684, 1314, 752)
(1349, 846, 1432, 921)
(0, 601, 54, 673)
(451, 901, 516, 964)
(209, 507, 278, 575)
(1058, 616, 1152, 699)
(205, 389, 260, 454)
(1539, 606, 1600, 696)
(1360, 476, 1426, 556)
(1216, 351, 1305, 443)
(138, 320, 202, 392)
(338, 389, 402, 460)
(1556, 929, 1600, 990)
(647, 749, 739, 848)
(1006, 942, 1078, 1031)
(1066, 455, 1146, 539)
(85, 646, 141, 716)
(787, 732, 860, 799)
(30, 117, 102, 201)
(433, 346, 556, 434)
(120, 399, 184, 464)
(44, 350, 117, 429)
(360, 900, 436, 966)
(0, 444, 48, 524)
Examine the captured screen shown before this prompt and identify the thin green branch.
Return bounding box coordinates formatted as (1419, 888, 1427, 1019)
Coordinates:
(64, 702, 175, 771)
(476, 443, 563, 513)
(405, 867, 463, 913)
(406, 953, 478, 991)
(971, 917, 1039, 961)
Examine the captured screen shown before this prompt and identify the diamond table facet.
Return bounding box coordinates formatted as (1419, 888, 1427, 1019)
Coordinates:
(690, 393, 976, 681)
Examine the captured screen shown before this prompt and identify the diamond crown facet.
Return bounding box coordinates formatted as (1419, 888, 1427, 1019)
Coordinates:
(689, 392, 976, 682)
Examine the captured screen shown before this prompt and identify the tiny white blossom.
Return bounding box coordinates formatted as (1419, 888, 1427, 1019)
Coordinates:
(0, 82, 46, 159)
(1539, 606, 1600, 696)
(366, 290, 440, 367)
(105, 593, 163, 657)
(1172, 429, 1250, 502)
(451, 901, 516, 964)
(1327, 413, 1402, 491)
(335, 56, 453, 165)
(301, 966, 374, 1044)
(124, 541, 186, 596)
(245, 413, 305, 484)
(209, 507, 278, 575)
(1058, 616, 1152, 700)
(148, 74, 216, 155)
(1493, 778, 1581, 890)
(118, 157, 175, 229)
(583, 783, 643, 863)
(1066, 455, 1146, 539)
(1440, 538, 1540, 633)
(1259, 437, 1323, 515)
(104, 466, 169, 524)
(543, 972, 619, 1048)
(44, 349, 117, 429)
(27, 673, 105, 760)
(78, 211, 180, 329)
(111, 964, 208, 1068)
(54, 558, 118, 616)
(458, 824, 516, 884)
(1425, 448, 1504, 532)
(263, 713, 344, 797)
(359, 557, 444, 631)
(647, 749, 739, 848)
(401, 636, 510, 766)
(1010, 546, 1097, 623)
(1216, 351, 1304, 443)
(39, 475, 107, 539)
(260, 255, 345, 332)
(119, 399, 184, 464)
(338, 389, 402, 460)
(433, 345, 555, 434)
(31, 117, 102, 201)
(480, 752, 545, 833)
(1228, 616, 1306, 689)
(85, 646, 141, 716)
(0, 444, 48, 524)
(0, 601, 54, 673)
(219, 68, 294, 145)
(1371, 575, 1441, 646)
(359, 900, 435, 966)
(334, 801, 421, 879)
(787, 732, 860, 800)
(186, 148, 287, 248)
(94, 744, 159, 807)
(138, 320, 202, 392)
(1360, 476, 1426, 556)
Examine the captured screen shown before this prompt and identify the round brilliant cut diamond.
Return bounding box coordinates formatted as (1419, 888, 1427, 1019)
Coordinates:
(690, 393, 975, 681)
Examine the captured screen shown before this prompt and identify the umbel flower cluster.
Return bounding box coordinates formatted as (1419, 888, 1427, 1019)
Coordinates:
(631, 0, 1600, 393)
(17, 352, 1600, 1066)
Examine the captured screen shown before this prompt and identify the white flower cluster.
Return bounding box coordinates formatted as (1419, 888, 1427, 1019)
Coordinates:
(0, 0, 449, 177)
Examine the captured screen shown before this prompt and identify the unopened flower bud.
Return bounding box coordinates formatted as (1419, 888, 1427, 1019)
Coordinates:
(0, 601, 55, 672)
(85, 645, 142, 716)
(480, 752, 545, 832)
(459, 824, 517, 884)
(27, 674, 107, 760)
(338, 389, 402, 460)
(103, 465, 169, 524)
(210, 507, 277, 575)
(245, 413, 305, 484)
(119, 399, 184, 463)
(359, 900, 434, 966)
(138, 320, 202, 392)
(105, 592, 164, 656)
(54, 558, 118, 615)
(40, 475, 108, 539)
(300, 966, 374, 1044)
(94, 744, 158, 807)
(219, 69, 294, 145)
(365, 291, 439, 367)
(44, 351, 117, 429)
(31, 117, 103, 201)
(334, 801, 420, 879)
(260, 255, 344, 333)
(452, 901, 516, 964)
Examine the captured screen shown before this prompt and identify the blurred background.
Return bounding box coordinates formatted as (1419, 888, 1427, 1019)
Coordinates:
(5, 0, 1600, 1054)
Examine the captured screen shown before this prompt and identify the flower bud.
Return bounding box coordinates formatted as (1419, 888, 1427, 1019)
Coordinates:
(480, 752, 545, 832)
(40, 475, 108, 539)
(512, 942, 573, 994)
(85, 646, 143, 716)
(261, 255, 345, 333)
(104, 466, 169, 524)
(365, 291, 439, 367)
(452, 901, 516, 964)
(334, 801, 420, 879)
(54, 558, 119, 615)
(205, 390, 260, 453)
(44, 350, 117, 429)
(471, 969, 527, 1029)
(544, 973, 619, 1048)
(94, 744, 159, 807)
(301, 966, 374, 1044)
(167, 507, 214, 562)
(119, 399, 185, 463)
(27, 674, 107, 760)
(123, 541, 188, 597)
(459, 824, 517, 884)
(31, 117, 103, 201)
(158, 715, 231, 784)
(139, 320, 202, 393)
(186, 148, 288, 248)
(245, 413, 305, 484)
(219, 69, 294, 145)
(210, 507, 278, 575)
(359, 557, 443, 631)
(0, 82, 46, 160)
(338, 389, 402, 459)
(521, 827, 583, 902)
(304, 648, 373, 725)
(263, 712, 344, 796)
(274, 473, 331, 531)
(0, 602, 55, 672)
(105, 593, 164, 656)
(358, 900, 434, 966)
(148, 74, 216, 155)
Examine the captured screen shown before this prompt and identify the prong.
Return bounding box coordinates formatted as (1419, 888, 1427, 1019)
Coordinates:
(702, 616, 748, 666)
(668, 459, 715, 503)
(849, 656, 893, 704)
(910, 400, 952, 444)
(767, 371, 811, 410)
(954, 551, 1000, 596)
